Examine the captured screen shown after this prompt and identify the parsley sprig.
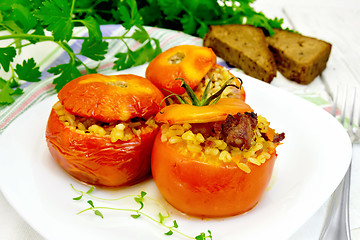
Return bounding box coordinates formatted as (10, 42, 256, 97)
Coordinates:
(0, 0, 287, 106)
(71, 184, 213, 240)
(0, 0, 160, 105)
(138, 0, 285, 37)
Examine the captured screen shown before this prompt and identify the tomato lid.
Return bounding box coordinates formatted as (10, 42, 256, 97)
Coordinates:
(58, 74, 165, 122)
(155, 98, 253, 124)
(145, 45, 216, 95)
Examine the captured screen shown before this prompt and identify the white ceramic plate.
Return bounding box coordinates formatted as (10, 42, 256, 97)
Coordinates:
(0, 65, 352, 240)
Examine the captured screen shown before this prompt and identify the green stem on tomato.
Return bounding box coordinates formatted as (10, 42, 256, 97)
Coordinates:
(202, 77, 241, 105)
(175, 76, 242, 107)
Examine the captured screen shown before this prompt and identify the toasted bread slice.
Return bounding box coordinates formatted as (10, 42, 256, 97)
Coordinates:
(267, 29, 332, 84)
(203, 24, 277, 83)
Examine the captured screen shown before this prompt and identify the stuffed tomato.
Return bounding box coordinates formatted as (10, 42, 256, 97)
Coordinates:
(45, 74, 164, 187)
(145, 45, 245, 101)
(152, 94, 285, 217)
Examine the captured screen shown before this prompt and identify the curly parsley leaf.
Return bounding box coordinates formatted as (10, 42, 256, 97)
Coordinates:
(138, 3, 162, 25)
(10, 2, 38, 33)
(113, 39, 161, 71)
(35, 0, 74, 41)
(0, 0, 288, 106)
(48, 62, 82, 91)
(157, 0, 182, 20)
(80, 39, 108, 61)
(80, 16, 103, 42)
(131, 26, 150, 44)
(113, 52, 135, 71)
(0, 81, 23, 105)
(14, 58, 41, 82)
(0, 47, 16, 72)
(119, 0, 143, 29)
(140, 0, 287, 37)
(180, 13, 197, 35)
(196, 22, 209, 38)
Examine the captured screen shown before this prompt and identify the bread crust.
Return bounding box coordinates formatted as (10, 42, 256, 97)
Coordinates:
(267, 29, 332, 84)
(203, 24, 277, 83)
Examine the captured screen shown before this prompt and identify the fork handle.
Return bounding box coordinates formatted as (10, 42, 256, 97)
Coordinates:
(319, 164, 352, 240)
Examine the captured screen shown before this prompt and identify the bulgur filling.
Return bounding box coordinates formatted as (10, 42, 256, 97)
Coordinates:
(165, 66, 240, 105)
(160, 113, 283, 173)
(53, 101, 158, 142)
(193, 66, 241, 99)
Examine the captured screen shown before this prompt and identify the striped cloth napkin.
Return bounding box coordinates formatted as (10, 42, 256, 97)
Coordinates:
(0, 25, 332, 134)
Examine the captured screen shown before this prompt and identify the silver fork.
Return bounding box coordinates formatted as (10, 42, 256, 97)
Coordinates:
(319, 87, 360, 240)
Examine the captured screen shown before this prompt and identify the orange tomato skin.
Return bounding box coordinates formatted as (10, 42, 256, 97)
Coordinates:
(151, 133, 277, 217)
(145, 45, 216, 95)
(200, 64, 246, 101)
(155, 98, 253, 124)
(46, 109, 158, 187)
(58, 74, 165, 122)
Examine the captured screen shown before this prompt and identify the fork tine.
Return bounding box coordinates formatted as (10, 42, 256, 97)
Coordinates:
(350, 88, 360, 143)
(349, 88, 357, 127)
(340, 86, 348, 126)
(320, 86, 353, 240)
(332, 87, 338, 117)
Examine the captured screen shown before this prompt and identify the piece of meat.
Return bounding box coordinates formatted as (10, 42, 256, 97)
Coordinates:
(191, 122, 222, 139)
(222, 112, 258, 149)
(262, 131, 285, 143)
(190, 112, 283, 150)
(273, 132, 285, 143)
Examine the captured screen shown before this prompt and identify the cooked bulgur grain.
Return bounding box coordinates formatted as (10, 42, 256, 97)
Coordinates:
(160, 114, 278, 173)
(195, 66, 240, 99)
(53, 102, 158, 142)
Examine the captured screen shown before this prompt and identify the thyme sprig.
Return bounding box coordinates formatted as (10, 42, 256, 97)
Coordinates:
(71, 184, 213, 240)
(179, 76, 242, 106)
(162, 75, 243, 107)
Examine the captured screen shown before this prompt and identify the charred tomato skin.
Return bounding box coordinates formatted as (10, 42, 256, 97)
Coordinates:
(151, 133, 277, 217)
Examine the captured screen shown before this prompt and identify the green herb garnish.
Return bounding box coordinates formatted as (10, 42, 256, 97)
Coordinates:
(0, 0, 287, 106)
(159, 76, 242, 111)
(138, 0, 285, 37)
(0, 0, 160, 105)
(71, 184, 213, 239)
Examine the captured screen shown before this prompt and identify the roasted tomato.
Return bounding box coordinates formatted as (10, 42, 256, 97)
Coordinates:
(191, 64, 246, 101)
(46, 74, 164, 187)
(151, 84, 284, 217)
(145, 45, 217, 95)
(151, 133, 277, 217)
